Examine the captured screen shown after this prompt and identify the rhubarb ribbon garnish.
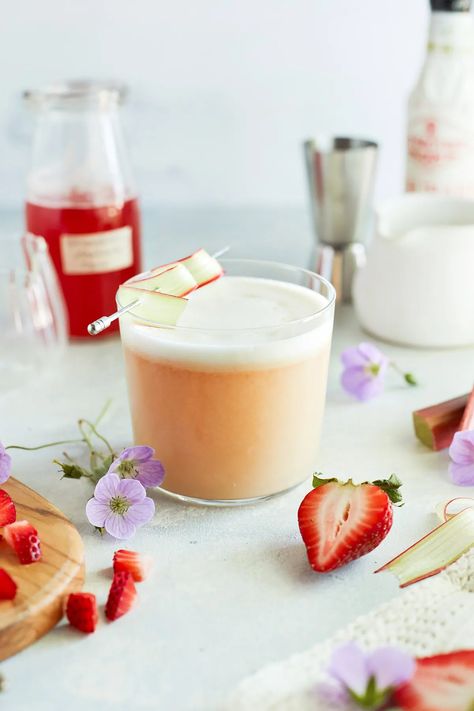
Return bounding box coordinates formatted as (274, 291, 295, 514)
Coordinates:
(375, 505, 474, 588)
(119, 248, 224, 327)
(435, 497, 474, 523)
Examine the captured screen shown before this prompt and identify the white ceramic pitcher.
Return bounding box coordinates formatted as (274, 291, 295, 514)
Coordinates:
(353, 194, 474, 348)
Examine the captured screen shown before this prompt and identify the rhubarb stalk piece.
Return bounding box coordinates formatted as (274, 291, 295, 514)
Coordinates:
(131, 263, 197, 296)
(413, 393, 469, 451)
(375, 507, 474, 587)
(117, 285, 188, 326)
(459, 384, 474, 431)
(151, 248, 224, 288)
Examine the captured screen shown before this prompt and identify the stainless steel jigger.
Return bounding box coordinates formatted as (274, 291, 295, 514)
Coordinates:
(303, 137, 378, 302)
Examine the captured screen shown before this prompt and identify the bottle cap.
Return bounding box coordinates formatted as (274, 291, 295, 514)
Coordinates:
(431, 0, 471, 10)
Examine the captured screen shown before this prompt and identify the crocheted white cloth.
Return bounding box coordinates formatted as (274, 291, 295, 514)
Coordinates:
(225, 549, 474, 710)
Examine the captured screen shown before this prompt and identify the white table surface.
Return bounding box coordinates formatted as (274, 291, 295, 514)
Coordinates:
(0, 207, 473, 711)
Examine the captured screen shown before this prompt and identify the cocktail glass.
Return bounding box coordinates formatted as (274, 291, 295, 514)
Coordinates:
(118, 259, 335, 504)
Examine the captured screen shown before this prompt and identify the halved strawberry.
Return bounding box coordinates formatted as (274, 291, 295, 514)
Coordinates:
(393, 650, 474, 711)
(0, 568, 17, 600)
(298, 474, 402, 572)
(65, 592, 98, 633)
(0, 490, 16, 527)
(3, 520, 42, 564)
(113, 549, 152, 582)
(105, 571, 137, 621)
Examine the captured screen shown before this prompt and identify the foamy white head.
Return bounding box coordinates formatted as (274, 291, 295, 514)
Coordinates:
(120, 276, 334, 369)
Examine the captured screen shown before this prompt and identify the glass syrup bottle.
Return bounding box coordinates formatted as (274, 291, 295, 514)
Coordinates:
(24, 80, 142, 338)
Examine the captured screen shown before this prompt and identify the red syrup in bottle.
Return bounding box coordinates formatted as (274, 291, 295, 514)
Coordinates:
(26, 196, 142, 338)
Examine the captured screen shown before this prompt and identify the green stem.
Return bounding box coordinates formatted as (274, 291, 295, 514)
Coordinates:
(79, 418, 115, 457)
(6, 439, 84, 452)
(94, 398, 112, 428)
(390, 361, 417, 387)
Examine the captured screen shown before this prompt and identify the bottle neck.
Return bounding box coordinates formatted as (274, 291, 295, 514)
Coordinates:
(428, 11, 474, 53)
(28, 106, 135, 207)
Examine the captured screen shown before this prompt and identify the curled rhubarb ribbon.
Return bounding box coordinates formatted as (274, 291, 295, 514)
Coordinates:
(435, 497, 474, 523)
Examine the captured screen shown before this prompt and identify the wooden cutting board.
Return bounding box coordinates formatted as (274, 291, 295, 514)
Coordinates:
(0, 477, 85, 661)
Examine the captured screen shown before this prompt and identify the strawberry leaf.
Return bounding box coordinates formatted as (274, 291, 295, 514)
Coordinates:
(312, 473, 339, 489)
(372, 474, 403, 505)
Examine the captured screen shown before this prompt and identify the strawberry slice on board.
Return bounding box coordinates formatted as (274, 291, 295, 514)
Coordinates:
(0, 568, 17, 600)
(65, 592, 98, 634)
(0, 490, 16, 527)
(113, 549, 152, 583)
(105, 571, 137, 621)
(3, 520, 42, 565)
(393, 650, 474, 711)
(298, 474, 402, 573)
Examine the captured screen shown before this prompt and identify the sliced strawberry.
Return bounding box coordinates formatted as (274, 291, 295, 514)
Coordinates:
(113, 549, 152, 583)
(394, 650, 474, 711)
(298, 474, 402, 572)
(0, 568, 17, 600)
(0, 490, 16, 527)
(3, 520, 42, 565)
(105, 571, 137, 621)
(65, 592, 98, 633)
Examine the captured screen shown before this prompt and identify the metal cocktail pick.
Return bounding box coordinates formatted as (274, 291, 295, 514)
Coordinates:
(87, 246, 230, 336)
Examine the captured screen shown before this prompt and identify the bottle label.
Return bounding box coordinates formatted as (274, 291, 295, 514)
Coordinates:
(406, 114, 474, 196)
(60, 226, 133, 275)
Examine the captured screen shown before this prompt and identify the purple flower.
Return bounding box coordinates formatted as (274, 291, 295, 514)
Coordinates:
(0, 442, 12, 484)
(341, 343, 390, 402)
(85, 473, 155, 539)
(323, 642, 415, 707)
(108, 446, 165, 488)
(449, 431, 474, 486)
(315, 680, 352, 707)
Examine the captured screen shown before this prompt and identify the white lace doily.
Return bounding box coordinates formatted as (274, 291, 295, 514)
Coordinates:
(225, 549, 474, 710)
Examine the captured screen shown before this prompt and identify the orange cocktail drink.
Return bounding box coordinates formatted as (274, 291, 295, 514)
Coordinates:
(118, 259, 335, 503)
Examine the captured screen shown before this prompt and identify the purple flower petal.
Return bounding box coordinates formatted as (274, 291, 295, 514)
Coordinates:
(328, 642, 369, 697)
(85, 498, 110, 527)
(449, 461, 474, 486)
(0, 442, 11, 484)
(119, 446, 154, 463)
(341, 366, 386, 401)
(341, 342, 387, 369)
(126, 497, 155, 527)
(104, 510, 136, 539)
(367, 647, 415, 691)
(314, 680, 350, 705)
(448, 432, 474, 485)
(135, 459, 165, 488)
(449, 431, 474, 466)
(117, 477, 147, 504)
(107, 458, 122, 474)
(93, 473, 121, 502)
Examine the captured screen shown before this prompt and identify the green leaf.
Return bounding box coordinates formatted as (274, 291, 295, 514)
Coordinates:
(312, 473, 339, 489)
(55, 461, 89, 480)
(372, 474, 403, 505)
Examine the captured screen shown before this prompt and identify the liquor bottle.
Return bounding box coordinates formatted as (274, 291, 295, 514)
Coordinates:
(24, 81, 142, 338)
(406, 0, 474, 196)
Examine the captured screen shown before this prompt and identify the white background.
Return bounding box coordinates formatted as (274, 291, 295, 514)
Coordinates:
(1, 0, 428, 208)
